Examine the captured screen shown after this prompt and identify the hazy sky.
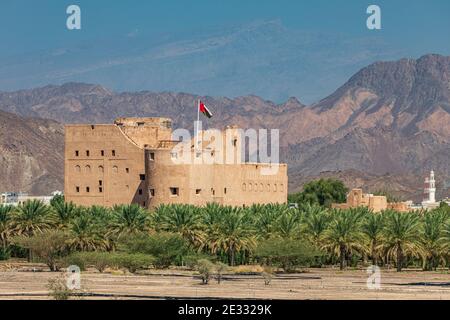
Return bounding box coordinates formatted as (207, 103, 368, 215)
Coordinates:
(1, 0, 449, 57)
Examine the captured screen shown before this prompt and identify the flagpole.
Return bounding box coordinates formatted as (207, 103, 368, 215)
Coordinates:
(196, 99, 200, 151)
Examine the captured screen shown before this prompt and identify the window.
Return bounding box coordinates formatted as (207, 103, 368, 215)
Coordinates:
(91, 125, 95, 130)
(137, 122, 144, 127)
(86, 187, 90, 193)
(170, 152, 178, 159)
(99, 187, 103, 193)
(211, 188, 215, 196)
(99, 180, 102, 186)
(101, 150, 105, 156)
(86, 150, 90, 157)
(126, 168, 129, 173)
(75, 186, 80, 193)
(280, 184, 284, 192)
(195, 189, 201, 195)
(85, 165, 91, 173)
(150, 189, 155, 197)
(98, 165, 104, 173)
(273, 184, 277, 192)
(224, 188, 227, 194)
(112, 150, 116, 156)
(170, 187, 179, 196)
(138, 189, 143, 195)
(139, 174, 146, 181)
(149, 152, 155, 161)
(242, 183, 246, 191)
(143, 201, 146, 207)
(75, 165, 81, 172)
(75, 150, 79, 157)
(232, 138, 237, 147)
(260, 183, 264, 192)
(248, 183, 252, 191)
(112, 166, 118, 173)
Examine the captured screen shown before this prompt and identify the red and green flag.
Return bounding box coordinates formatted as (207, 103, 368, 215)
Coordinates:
(199, 100, 213, 118)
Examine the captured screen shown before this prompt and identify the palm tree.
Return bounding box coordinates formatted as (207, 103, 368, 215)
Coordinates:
(274, 208, 301, 239)
(383, 211, 423, 272)
(321, 209, 365, 270)
(361, 209, 384, 266)
(207, 206, 256, 266)
(12, 200, 54, 236)
(52, 201, 78, 227)
(301, 205, 330, 247)
(421, 210, 447, 270)
(0, 205, 14, 257)
(110, 204, 150, 239)
(250, 204, 280, 239)
(67, 214, 108, 251)
(154, 204, 205, 248)
(441, 220, 450, 268)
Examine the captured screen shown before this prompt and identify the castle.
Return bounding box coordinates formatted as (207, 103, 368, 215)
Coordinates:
(64, 117, 288, 208)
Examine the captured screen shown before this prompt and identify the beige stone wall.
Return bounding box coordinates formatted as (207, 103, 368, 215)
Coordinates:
(65, 118, 288, 209)
(145, 149, 287, 208)
(65, 124, 148, 207)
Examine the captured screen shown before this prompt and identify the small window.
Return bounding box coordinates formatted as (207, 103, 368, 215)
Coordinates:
(170, 152, 178, 159)
(75, 186, 80, 193)
(75, 150, 79, 157)
(99, 180, 102, 186)
(101, 150, 105, 156)
(91, 125, 95, 130)
(99, 187, 103, 193)
(137, 122, 144, 127)
(86, 187, 90, 193)
(211, 188, 215, 196)
(149, 152, 155, 161)
(85, 165, 91, 173)
(143, 201, 146, 207)
(139, 174, 146, 181)
(170, 187, 179, 196)
(112, 150, 116, 156)
(242, 183, 246, 191)
(196, 189, 201, 195)
(112, 166, 118, 173)
(232, 138, 237, 147)
(138, 189, 143, 195)
(126, 168, 129, 173)
(75, 165, 81, 172)
(150, 189, 155, 197)
(98, 165, 104, 173)
(86, 150, 90, 157)
(224, 188, 227, 194)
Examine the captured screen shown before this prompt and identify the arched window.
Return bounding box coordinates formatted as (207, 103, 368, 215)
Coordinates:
(266, 184, 270, 192)
(75, 165, 81, 173)
(248, 183, 252, 191)
(98, 165, 104, 173)
(242, 183, 246, 191)
(273, 183, 277, 192)
(280, 184, 284, 192)
(85, 165, 91, 173)
(112, 165, 118, 173)
(260, 183, 264, 192)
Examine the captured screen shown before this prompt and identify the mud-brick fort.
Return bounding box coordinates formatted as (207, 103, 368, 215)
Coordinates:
(64, 117, 288, 208)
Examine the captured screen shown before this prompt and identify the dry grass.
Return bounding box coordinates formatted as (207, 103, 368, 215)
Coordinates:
(0, 261, 449, 300)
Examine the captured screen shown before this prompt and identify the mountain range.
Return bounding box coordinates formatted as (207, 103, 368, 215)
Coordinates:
(0, 54, 449, 201)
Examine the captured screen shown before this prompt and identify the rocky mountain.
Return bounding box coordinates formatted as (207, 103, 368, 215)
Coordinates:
(0, 54, 449, 200)
(0, 110, 64, 195)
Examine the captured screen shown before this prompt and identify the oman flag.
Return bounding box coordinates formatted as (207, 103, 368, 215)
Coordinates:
(199, 100, 213, 118)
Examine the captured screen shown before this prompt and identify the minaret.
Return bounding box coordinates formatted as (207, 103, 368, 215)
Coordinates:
(423, 170, 436, 203)
(429, 170, 436, 203)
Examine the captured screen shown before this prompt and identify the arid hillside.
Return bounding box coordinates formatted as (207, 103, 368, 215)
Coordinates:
(0, 54, 449, 199)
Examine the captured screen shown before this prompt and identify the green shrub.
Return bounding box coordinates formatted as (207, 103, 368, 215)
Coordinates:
(62, 253, 87, 271)
(119, 232, 189, 268)
(113, 253, 155, 273)
(196, 259, 215, 284)
(254, 238, 321, 272)
(0, 247, 10, 261)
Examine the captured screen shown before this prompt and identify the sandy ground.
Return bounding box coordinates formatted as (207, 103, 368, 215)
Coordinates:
(0, 262, 449, 300)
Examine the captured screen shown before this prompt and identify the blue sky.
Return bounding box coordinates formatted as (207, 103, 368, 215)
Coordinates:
(0, 0, 449, 101)
(1, 0, 449, 56)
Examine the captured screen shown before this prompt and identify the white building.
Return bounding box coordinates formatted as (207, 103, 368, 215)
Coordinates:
(421, 170, 439, 209)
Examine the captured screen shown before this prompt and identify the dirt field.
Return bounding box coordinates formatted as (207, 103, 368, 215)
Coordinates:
(0, 261, 449, 300)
